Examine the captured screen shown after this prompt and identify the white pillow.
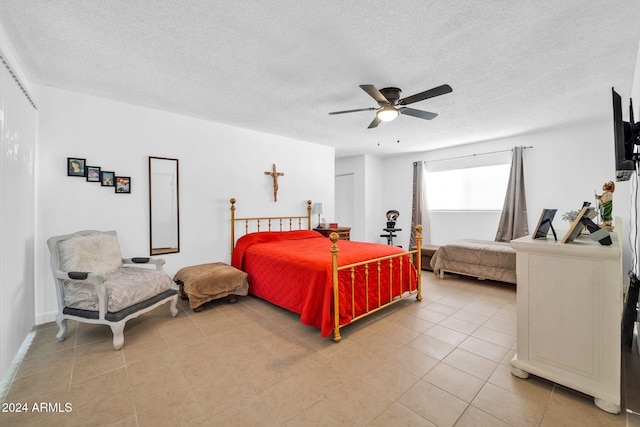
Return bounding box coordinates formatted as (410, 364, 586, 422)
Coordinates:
(59, 233, 123, 275)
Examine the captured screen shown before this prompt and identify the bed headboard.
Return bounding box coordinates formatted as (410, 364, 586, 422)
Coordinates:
(230, 198, 312, 253)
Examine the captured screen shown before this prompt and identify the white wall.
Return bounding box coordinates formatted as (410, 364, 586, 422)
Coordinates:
(337, 117, 635, 272)
(335, 155, 366, 241)
(34, 85, 335, 324)
(364, 155, 387, 244)
(0, 29, 36, 392)
(429, 211, 502, 245)
(373, 119, 634, 274)
(335, 154, 392, 244)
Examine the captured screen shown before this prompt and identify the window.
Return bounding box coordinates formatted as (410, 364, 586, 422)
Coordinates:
(426, 163, 510, 211)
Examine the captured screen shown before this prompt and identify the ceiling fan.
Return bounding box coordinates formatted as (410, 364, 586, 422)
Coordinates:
(329, 84, 452, 129)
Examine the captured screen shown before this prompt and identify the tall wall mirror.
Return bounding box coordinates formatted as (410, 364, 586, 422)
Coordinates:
(149, 156, 180, 255)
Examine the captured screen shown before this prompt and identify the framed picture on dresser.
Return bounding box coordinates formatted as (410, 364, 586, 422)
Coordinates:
(532, 208, 557, 240)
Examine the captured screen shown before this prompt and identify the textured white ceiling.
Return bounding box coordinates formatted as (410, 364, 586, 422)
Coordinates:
(1, 1, 639, 157)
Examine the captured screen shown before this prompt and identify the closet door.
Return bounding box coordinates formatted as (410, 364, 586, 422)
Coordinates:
(335, 173, 354, 231)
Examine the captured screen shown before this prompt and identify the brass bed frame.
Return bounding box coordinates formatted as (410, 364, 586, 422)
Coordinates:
(230, 198, 422, 341)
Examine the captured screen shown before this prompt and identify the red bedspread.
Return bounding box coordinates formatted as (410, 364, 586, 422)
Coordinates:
(231, 230, 417, 337)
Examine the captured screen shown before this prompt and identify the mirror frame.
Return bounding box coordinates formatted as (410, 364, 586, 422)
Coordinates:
(149, 156, 180, 255)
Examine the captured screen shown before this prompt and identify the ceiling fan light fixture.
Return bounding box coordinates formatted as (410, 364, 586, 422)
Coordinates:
(377, 106, 399, 122)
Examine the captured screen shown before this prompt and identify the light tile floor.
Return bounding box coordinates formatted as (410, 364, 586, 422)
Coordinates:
(1, 271, 639, 426)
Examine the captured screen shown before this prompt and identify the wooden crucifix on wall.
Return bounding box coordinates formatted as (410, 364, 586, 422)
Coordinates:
(264, 163, 284, 202)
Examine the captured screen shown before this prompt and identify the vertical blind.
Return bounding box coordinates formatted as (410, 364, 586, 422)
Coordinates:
(0, 53, 37, 381)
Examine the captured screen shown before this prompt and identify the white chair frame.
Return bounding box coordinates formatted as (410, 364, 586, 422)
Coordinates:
(47, 230, 179, 350)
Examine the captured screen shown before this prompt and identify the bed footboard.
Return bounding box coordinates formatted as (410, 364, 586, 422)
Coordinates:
(330, 225, 423, 342)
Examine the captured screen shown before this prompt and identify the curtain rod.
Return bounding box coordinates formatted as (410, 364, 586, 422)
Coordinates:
(418, 145, 533, 164)
(0, 53, 37, 110)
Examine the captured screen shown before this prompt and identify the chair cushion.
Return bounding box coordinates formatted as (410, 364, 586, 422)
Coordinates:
(59, 233, 123, 275)
(64, 267, 173, 312)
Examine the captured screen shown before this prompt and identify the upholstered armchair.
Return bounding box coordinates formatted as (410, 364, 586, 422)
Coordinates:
(47, 230, 179, 350)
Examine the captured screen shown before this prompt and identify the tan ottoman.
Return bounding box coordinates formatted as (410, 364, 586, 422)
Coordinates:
(173, 262, 249, 311)
(411, 245, 440, 271)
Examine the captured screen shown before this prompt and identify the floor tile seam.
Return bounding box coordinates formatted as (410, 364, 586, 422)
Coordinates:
(466, 402, 517, 427)
(441, 349, 500, 382)
(460, 333, 514, 352)
(450, 346, 503, 366)
(121, 355, 135, 410)
(536, 383, 557, 427)
(432, 298, 477, 313)
(369, 399, 432, 426)
(474, 322, 517, 339)
(485, 371, 555, 401)
(455, 306, 503, 321)
(70, 347, 127, 377)
(67, 336, 79, 393)
(449, 307, 494, 325)
(69, 363, 128, 390)
(407, 377, 472, 425)
(22, 344, 76, 362)
(421, 364, 485, 404)
(235, 301, 295, 334)
(470, 384, 523, 425)
(436, 316, 482, 336)
(430, 319, 481, 335)
(5, 354, 53, 387)
(408, 310, 447, 326)
(259, 383, 326, 422)
(406, 343, 457, 365)
(421, 332, 469, 350)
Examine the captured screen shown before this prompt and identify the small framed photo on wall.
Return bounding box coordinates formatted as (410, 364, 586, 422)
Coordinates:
(100, 171, 115, 187)
(115, 176, 131, 193)
(67, 157, 86, 177)
(86, 166, 101, 182)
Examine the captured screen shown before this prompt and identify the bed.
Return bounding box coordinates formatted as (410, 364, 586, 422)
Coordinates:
(430, 239, 516, 284)
(229, 198, 422, 341)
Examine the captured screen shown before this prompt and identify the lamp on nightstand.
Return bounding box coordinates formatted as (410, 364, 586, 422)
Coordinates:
(312, 202, 325, 228)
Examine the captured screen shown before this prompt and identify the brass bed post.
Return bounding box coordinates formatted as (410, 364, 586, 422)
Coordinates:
(230, 198, 236, 254)
(306, 200, 312, 229)
(416, 225, 423, 301)
(330, 232, 341, 342)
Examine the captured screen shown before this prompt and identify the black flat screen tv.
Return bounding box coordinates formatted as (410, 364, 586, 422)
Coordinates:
(612, 87, 636, 181)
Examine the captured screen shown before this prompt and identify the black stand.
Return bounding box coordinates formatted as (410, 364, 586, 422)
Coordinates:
(548, 223, 557, 241)
(580, 217, 612, 245)
(622, 274, 640, 347)
(539, 219, 557, 241)
(380, 228, 402, 246)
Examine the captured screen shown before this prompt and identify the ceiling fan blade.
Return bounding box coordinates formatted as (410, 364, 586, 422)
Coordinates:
(360, 85, 389, 104)
(400, 107, 438, 120)
(398, 84, 452, 106)
(367, 116, 381, 129)
(328, 107, 376, 115)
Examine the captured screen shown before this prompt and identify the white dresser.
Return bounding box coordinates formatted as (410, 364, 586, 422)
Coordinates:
(510, 229, 622, 414)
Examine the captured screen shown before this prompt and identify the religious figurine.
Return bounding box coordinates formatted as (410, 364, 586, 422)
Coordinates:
(264, 164, 284, 202)
(595, 181, 615, 230)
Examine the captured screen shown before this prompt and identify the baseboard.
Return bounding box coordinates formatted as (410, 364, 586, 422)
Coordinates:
(35, 310, 57, 325)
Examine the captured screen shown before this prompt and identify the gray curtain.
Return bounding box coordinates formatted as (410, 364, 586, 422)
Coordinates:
(410, 161, 431, 247)
(495, 146, 528, 242)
